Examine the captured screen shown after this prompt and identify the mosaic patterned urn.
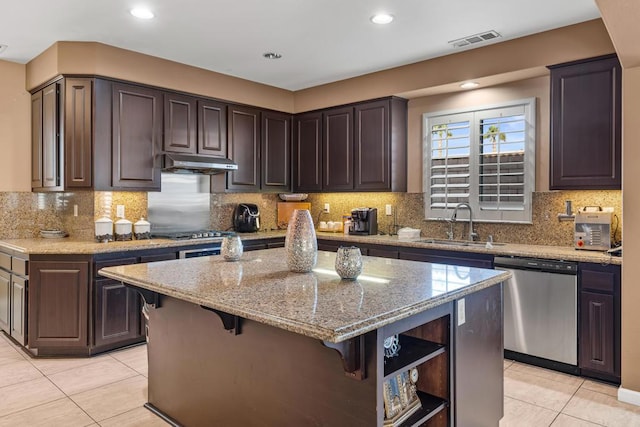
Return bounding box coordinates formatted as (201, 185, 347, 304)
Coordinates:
(285, 209, 317, 273)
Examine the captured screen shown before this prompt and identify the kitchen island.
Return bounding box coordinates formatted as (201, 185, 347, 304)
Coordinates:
(100, 248, 508, 427)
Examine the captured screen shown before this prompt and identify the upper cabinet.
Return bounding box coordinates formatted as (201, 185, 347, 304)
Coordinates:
(31, 82, 63, 191)
(109, 82, 162, 191)
(227, 105, 291, 193)
(549, 54, 622, 190)
(293, 97, 407, 193)
(163, 93, 227, 158)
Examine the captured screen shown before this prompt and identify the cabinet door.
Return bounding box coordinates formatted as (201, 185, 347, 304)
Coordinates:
(323, 106, 353, 191)
(42, 83, 63, 190)
(293, 112, 322, 192)
(29, 261, 89, 349)
(580, 291, 615, 375)
(262, 111, 291, 192)
(65, 78, 93, 188)
(198, 99, 227, 157)
(10, 276, 27, 346)
(550, 55, 621, 189)
(0, 270, 9, 333)
(164, 93, 197, 154)
(112, 83, 161, 190)
(227, 105, 261, 191)
(94, 278, 141, 347)
(354, 100, 390, 191)
(31, 90, 43, 189)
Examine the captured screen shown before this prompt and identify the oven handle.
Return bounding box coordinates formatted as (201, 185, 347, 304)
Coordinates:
(179, 247, 222, 258)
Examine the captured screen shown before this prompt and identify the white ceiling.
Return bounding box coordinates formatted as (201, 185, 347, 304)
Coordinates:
(1, 0, 600, 91)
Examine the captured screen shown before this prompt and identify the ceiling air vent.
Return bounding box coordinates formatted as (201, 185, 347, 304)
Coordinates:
(449, 30, 501, 48)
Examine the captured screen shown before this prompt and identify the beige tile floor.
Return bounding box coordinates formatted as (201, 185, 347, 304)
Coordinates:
(2, 331, 640, 426)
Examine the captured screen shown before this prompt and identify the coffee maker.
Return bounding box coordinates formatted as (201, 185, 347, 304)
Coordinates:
(349, 208, 378, 235)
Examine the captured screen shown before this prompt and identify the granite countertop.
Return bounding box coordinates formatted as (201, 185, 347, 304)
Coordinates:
(0, 230, 621, 265)
(0, 231, 286, 255)
(99, 248, 509, 343)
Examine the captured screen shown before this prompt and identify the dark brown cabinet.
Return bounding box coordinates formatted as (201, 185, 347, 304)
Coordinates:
(10, 276, 27, 345)
(164, 93, 197, 154)
(579, 263, 620, 383)
(293, 112, 322, 191)
(111, 82, 162, 190)
(29, 260, 89, 351)
(0, 269, 9, 332)
(198, 99, 227, 157)
(293, 97, 407, 193)
(324, 106, 354, 191)
(261, 111, 291, 192)
(227, 105, 261, 191)
(64, 78, 93, 188)
(94, 278, 140, 348)
(549, 55, 622, 190)
(31, 82, 63, 190)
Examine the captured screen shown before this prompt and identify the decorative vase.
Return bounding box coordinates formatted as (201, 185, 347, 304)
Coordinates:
(335, 246, 363, 280)
(221, 235, 243, 261)
(285, 209, 317, 272)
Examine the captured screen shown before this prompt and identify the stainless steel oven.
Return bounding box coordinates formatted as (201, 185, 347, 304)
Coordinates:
(178, 246, 221, 258)
(495, 256, 578, 372)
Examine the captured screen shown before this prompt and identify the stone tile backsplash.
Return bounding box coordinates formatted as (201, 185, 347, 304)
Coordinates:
(0, 189, 621, 247)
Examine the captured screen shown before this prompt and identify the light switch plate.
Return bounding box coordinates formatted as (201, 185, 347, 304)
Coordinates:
(324, 203, 330, 213)
(457, 299, 466, 326)
(116, 205, 125, 218)
(385, 204, 393, 216)
(73, 205, 78, 217)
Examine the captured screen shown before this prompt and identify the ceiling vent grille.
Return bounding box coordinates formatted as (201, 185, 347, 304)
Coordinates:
(449, 30, 501, 48)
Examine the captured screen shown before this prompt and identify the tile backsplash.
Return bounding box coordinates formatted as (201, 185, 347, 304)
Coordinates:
(0, 189, 622, 248)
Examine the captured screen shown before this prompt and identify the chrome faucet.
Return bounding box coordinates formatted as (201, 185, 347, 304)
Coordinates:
(452, 202, 478, 241)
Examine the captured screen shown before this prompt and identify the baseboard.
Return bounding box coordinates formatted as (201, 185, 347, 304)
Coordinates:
(618, 387, 640, 407)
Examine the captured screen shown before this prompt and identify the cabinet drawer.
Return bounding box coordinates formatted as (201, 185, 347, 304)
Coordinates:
(139, 253, 177, 263)
(11, 257, 28, 276)
(95, 257, 137, 278)
(0, 253, 10, 271)
(581, 269, 616, 293)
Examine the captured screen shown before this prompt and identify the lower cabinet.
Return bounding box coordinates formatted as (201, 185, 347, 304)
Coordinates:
(29, 260, 89, 351)
(10, 276, 27, 345)
(0, 269, 9, 332)
(578, 263, 620, 383)
(94, 278, 141, 348)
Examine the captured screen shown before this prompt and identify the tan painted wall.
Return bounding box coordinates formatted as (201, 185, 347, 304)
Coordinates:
(406, 76, 549, 193)
(27, 42, 295, 113)
(293, 19, 614, 113)
(0, 60, 30, 191)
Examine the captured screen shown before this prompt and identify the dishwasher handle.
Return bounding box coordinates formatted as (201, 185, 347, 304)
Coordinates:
(494, 256, 578, 275)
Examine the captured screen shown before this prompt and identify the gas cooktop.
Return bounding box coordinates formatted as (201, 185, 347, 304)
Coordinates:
(152, 230, 235, 241)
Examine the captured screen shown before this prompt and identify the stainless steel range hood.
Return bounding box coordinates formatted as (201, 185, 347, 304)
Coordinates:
(162, 153, 238, 174)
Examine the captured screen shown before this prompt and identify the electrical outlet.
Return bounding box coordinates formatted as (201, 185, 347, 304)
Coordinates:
(324, 203, 330, 213)
(116, 205, 125, 218)
(385, 204, 393, 216)
(73, 205, 78, 217)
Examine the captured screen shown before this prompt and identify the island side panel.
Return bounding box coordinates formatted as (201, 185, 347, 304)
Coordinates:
(146, 295, 378, 427)
(454, 283, 504, 427)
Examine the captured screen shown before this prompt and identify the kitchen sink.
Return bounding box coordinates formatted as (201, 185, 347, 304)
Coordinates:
(419, 238, 506, 247)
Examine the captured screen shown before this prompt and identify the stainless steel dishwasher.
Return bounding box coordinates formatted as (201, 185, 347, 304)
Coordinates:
(494, 256, 578, 372)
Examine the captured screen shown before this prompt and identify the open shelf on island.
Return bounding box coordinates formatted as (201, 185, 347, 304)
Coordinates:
(383, 334, 446, 379)
(397, 391, 448, 427)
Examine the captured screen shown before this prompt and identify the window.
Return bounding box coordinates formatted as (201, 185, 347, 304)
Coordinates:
(423, 98, 535, 223)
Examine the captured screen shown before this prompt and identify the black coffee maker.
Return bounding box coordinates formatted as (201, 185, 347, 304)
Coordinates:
(233, 203, 260, 232)
(349, 208, 378, 235)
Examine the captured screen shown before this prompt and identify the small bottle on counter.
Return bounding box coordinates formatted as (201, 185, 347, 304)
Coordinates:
(343, 219, 351, 235)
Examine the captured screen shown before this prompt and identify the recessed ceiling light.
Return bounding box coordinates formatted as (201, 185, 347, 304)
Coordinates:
(370, 13, 394, 25)
(130, 7, 154, 19)
(263, 52, 282, 59)
(0, 45, 7, 54)
(460, 81, 479, 89)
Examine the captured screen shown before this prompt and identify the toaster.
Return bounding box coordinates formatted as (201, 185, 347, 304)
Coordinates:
(233, 203, 260, 232)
